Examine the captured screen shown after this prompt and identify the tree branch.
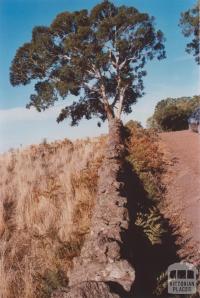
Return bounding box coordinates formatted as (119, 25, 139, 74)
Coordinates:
(115, 85, 128, 119)
(100, 84, 114, 120)
(83, 83, 104, 104)
(87, 63, 114, 120)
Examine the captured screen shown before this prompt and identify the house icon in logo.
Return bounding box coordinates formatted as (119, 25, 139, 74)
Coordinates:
(168, 262, 198, 294)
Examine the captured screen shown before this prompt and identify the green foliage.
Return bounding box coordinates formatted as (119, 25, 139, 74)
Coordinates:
(146, 115, 161, 131)
(180, 1, 200, 64)
(126, 121, 167, 245)
(10, 1, 165, 125)
(126, 122, 173, 295)
(148, 96, 200, 131)
(135, 207, 166, 245)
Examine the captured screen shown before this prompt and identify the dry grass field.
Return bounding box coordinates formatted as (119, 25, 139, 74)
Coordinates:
(0, 136, 105, 297)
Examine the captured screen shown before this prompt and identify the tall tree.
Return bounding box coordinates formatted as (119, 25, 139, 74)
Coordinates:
(10, 1, 165, 133)
(10, 3, 166, 292)
(180, 1, 200, 64)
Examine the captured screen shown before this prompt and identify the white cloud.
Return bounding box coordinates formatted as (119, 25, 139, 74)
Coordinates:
(0, 105, 65, 123)
(0, 100, 151, 130)
(0, 104, 108, 153)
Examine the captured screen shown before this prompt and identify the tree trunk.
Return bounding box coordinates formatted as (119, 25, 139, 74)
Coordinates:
(52, 119, 135, 298)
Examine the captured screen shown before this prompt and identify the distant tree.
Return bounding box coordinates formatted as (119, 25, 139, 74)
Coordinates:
(180, 1, 200, 64)
(146, 116, 160, 130)
(148, 96, 200, 131)
(10, 0, 165, 138)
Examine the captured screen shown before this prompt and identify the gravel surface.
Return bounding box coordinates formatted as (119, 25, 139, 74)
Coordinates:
(160, 130, 200, 243)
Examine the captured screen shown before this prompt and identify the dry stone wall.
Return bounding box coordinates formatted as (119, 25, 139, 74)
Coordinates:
(52, 120, 135, 298)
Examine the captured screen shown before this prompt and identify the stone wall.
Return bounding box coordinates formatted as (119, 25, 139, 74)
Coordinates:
(52, 120, 135, 298)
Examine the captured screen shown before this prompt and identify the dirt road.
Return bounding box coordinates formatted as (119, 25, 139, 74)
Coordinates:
(160, 130, 200, 244)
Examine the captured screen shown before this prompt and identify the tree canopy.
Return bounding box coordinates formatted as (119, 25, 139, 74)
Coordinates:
(180, 1, 200, 64)
(147, 96, 200, 131)
(10, 0, 165, 126)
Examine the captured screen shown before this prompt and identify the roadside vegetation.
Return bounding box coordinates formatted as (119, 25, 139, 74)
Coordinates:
(125, 121, 199, 297)
(147, 95, 200, 131)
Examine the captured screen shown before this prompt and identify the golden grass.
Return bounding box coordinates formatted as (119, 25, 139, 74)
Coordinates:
(0, 137, 105, 297)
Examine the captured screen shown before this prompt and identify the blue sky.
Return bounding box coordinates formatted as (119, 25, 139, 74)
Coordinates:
(0, 0, 199, 152)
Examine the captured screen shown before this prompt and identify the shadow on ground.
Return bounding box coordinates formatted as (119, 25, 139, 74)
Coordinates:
(120, 161, 182, 298)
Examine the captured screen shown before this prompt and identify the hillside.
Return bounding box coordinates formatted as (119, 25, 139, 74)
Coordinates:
(0, 137, 106, 297)
(0, 124, 198, 297)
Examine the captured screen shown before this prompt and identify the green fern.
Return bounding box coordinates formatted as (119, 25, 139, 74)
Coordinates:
(135, 207, 166, 245)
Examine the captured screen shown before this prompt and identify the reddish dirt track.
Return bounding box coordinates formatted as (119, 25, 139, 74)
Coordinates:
(160, 130, 200, 244)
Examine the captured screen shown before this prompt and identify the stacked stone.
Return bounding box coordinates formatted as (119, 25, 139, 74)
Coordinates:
(52, 120, 135, 298)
